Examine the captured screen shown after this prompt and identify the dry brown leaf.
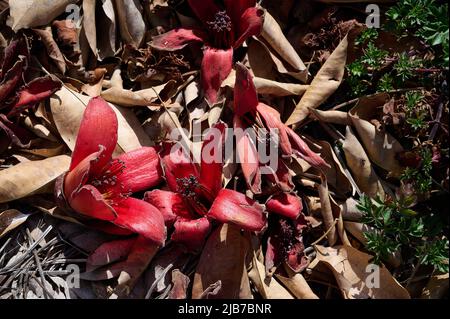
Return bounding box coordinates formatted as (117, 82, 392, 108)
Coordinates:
(82, 0, 97, 57)
(275, 264, 319, 299)
(314, 245, 410, 299)
(421, 272, 449, 299)
(317, 173, 338, 246)
(192, 224, 250, 299)
(0, 209, 31, 238)
(50, 86, 153, 154)
(342, 126, 385, 198)
(0, 155, 70, 204)
(7, 0, 78, 31)
(33, 27, 66, 74)
(222, 70, 309, 97)
(248, 251, 294, 299)
(260, 9, 307, 79)
(168, 269, 190, 299)
(286, 35, 348, 126)
(113, 0, 145, 48)
(310, 108, 350, 126)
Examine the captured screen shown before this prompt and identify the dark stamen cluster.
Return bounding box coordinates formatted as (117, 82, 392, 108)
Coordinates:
(176, 174, 199, 198)
(91, 159, 128, 197)
(278, 219, 296, 258)
(207, 11, 232, 33)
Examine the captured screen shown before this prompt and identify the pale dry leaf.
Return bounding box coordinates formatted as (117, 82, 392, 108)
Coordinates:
(0, 155, 70, 203)
(275, 264, 319, 299)
(0, 209, 31, 238)
(286, 35, 348, 126)
(82, 0, 97, 57)
(317, 173, 338, 246)
(113, 0, 145, 48)
(342, 126, 385, 198)
(314, 245, 410, 299)
(260, 9, 307, 79)
(192, 224, 250, 299)
(7, 0, 78, 31)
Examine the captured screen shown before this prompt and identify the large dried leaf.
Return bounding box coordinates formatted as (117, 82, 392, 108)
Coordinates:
(342, 126, 385, 198)
(314, 245, 410, 299)
(275, 265, 319, 299)
(7, 0, 78, 31)
(286, 36, 348, 126)
(50, 86, 153, 154)
(0, 155, 70, 203)
(113, 0, 145, 47)
(0, 209, 31, 238)
(192, 224, 250, 299)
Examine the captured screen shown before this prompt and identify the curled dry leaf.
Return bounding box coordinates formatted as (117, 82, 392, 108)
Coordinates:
(7, 0, 78, 31)
(275, 264, 319, 299)
(314, 245, 410, 299)
(33, 27, 66, 74)
(259, 9, 307, 80)
(50, 86, 153, 154)
(310, 108, 350, 126)
(192, 224, 250, 299)
(0, 155, 70, 204)
(349, 110, 405, 178)
(286, 35, 348, 126)
(113, 0, 146, 48)
(248, 250, 294, 299)
(0, 209, 31, 238)
(317, 173, 338, 246)
(342, 126, 385, 198)
(222, 70, 309, 97)
(168, 269, 190, 299)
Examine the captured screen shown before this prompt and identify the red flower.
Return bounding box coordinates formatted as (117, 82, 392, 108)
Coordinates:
(59, 97, 166, 246)
(151, 0, 264, 104)
(233, 63, 330, 193)
(144, 122, 266, 252)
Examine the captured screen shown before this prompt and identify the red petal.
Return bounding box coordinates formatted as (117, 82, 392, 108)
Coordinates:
(265, 159, 294, 192)
(151, 28, 206, 51)
(112, 197, 166, 246)
(0, 36, 29, 79)
(8, 76, 61, 117)
(187, 0, 221, 23)
(201, 47, 233, 105)
(113, 147, 163, 193)
(234, 116, 261, 194)
(0, 58, 25, 104)
(234, 7, 264, 48)
(286, 127, 330, 168)
(171, 217, 211, 252)
(144, 189, 192, 227)
(70, 97, 118, 174)
(160, 142, 200, 193)
(224, 0, 256, 30)
(64, 149, 102, 197)
(234, 62, 258, 116)
(256, 102, 292, 155)
(69, 184, 117, 221)
(86, 237, 137, 271)
(208, 189, 266, 231)
(266, 193, 303, 220)
(200, 121, 227, 197)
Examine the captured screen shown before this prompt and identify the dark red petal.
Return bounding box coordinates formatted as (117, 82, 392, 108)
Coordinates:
(144, 189, 192, 227)
(114, 147, 163, 193)
(0, 58, 25, 104)
(234, 116, 261, 194)
(112, 197, 166, 246)
(69, 184, 117, 221)
(286, 127, 330, 169)
(70, 97, 118, 174)
(234, 62, 258, 116)
(187, 0, 220, 23)
(286, 242, 309, 273)
(200, 122, 227, 197)
(151, 28, 206, 51)
(265, 235, 280, 273)
(64, 150, 102, 198)
(265, 159, 294, 192)
(224, 0, 256, 29)
(7, 76, 61, 117)
(234, 7, 264, 48)
(201, 47, 233, 105)
(266, 193, 303, 220)
(86, 237, 137, 271)
(208, 189, 266, 231)
(171, 217, 211, 252)
(160, 142, 200, 192)
(256, 102, 292, 155)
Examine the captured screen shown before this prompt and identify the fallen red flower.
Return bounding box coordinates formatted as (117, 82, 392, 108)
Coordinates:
(151, 0, 264, 104)
(58, 97, 166, 246)
(145, 122, 266, 252)
(233, 62, 330, 193)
